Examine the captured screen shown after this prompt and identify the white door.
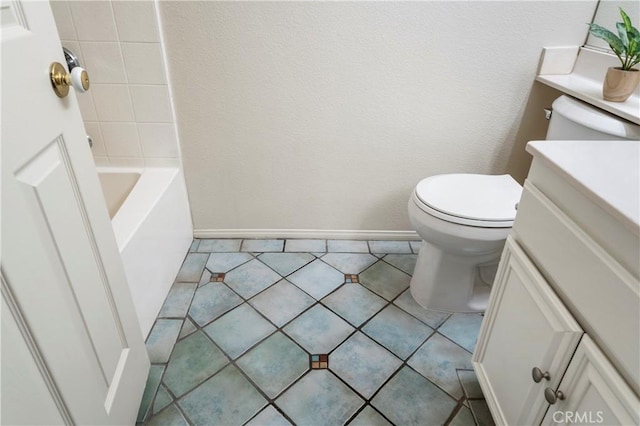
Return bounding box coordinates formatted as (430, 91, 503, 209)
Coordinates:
(473, 237, 583, 425)
(1, 1, 149, 424)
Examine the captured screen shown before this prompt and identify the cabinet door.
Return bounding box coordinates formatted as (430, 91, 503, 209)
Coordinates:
(542, 335, 639, 426)
(473, 236, 583, 425)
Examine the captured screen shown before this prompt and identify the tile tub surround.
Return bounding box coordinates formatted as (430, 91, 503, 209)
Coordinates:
(138, 239, 494, 425)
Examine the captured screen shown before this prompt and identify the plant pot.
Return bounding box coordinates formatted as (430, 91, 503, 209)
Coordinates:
(602, 67, 640, 102)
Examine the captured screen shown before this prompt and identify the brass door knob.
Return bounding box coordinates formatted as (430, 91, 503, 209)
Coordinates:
(50, 62, 90, 98)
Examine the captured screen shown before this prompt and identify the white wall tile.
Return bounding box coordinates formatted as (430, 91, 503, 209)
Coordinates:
(144, 158, 181, 167)
(93, 156, 110, 167)
(122, 43, 166, 84)
(92, 84, 135, 122)
(112, 1, 159, 42)
(75, 91, 98, 121)
(80, 42, 127, 84)
(108, 157, 145, 168)
(84, 121, 107, 156)
(68, 1, 118, 41)
(50, 1, 77, 40)
(137, 123, 179, 158)
(130, 85, 172, 122)
(100, 122, 142, 158)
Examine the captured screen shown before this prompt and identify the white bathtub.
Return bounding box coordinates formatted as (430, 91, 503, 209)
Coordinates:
(98, 167, 192, 338)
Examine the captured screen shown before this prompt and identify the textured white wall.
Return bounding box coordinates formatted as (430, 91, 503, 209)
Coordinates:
(160, 1, 597, 235)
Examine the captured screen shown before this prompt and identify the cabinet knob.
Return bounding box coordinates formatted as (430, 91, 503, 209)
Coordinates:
(531, 367, 550, 383)
(544, 387, 565, 404)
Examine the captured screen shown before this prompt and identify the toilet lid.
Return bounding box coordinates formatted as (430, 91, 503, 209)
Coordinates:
(415, 174, 522, 225)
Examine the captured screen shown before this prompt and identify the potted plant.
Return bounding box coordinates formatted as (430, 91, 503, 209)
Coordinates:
(588, 8, 640, 102)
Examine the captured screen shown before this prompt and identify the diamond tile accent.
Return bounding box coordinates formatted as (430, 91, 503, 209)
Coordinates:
(330, 332, 402, 398)
(162, 331, 229, 397)
(393, 289, 451, 328)
(224, 259, 281, 298)
(258, 252, 315, 276)
(321, 284, 386, 327)
(438, 313, 484, 352)
(247, 405, 292, 426)
(285, 239, 326, 252)
(382, 254, 417, 275)
(175, 253, 209, 282)
(372, 367, 456, 426)
(205, 252, 253, 273)
(188, 282, 243, 326)
(327, 239, 369, 253)
(203, 303, 276, 359)
(209, 272, 225, 282)
(368, 240, 412, 254)
(288, 260, 344, 300)
(284, 305, 355, 354)
(349, 406, 392, 426)
(276, 370, 364, 426)
(322, 253, 377, 274)
(311, 354, 329, 369)
(360, 260, 411, 300)
(345, 274, 359, 283)
(158, 283, 197, 318)
(197, 238, 242, 252)
(179, 365, 267, 425)
(241, 239, 284, 252)
(145, 319, 182, 363)
(363, 305, 432, 359)
(407, 333, 473, 399)
(237, 332, 309, 398)
(249, 280, 315, 327)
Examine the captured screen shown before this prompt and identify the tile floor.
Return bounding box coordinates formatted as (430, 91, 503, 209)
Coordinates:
(137, 239, 495, 426)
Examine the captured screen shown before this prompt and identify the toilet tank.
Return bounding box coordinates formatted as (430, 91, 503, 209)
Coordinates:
(546, 95, 640, 141)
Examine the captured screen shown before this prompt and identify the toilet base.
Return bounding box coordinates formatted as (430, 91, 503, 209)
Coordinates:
(409, 241, 500, 313)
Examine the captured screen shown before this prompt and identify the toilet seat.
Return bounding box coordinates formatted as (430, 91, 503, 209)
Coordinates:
(414, 174, 522, 228)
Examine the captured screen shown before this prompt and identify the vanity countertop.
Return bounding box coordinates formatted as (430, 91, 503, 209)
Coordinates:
(526, 140, 640, 233)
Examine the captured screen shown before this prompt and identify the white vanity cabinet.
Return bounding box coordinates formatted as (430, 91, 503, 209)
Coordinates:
(473, 141, 640, 425)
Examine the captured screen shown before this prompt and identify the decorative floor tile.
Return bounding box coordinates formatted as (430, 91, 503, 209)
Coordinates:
(382, 254, 417, 275)
(360, 261, 411, 301)
(224, 259, 281, 299)
(458, 369, 484, 399)
(321, 253, 378, 274)
(287, 260, 344, 300)
(363, 305, 433, 359)
(246, 405, 292, 426)
(162, 331, 229, 397)
(275, 370, 364, 426)
(205, 252, 253, 274)
(345, 274, 359, 283)
(258, 253, 315, 276)
(327, 239, 369, 253)
(410, 240, 421, 254)
(237, 332, 309, 398)
(371, 366, 457, 426)
(310, 354, 329, 369)
(197, 238, 242, 252)
(175, 253, 209, 282)
(368, 240, 412, 254)
(146, 404, 188, 426)
(146, 319, 182, 363)
(284, 305, 355, 354)
(349, 406, 392, 426)
(407, 333, 473, 399)
(241, 239, 284, 252)
(137, 365, 164, 422)
(285, 239, 326, 253)
(152, 385, 172, 415)
(209, 272, 225, 282)
(178, 317, 197, 340)
(249, 280, 315, 327)
(438, 313, 484, 352)
(449, 405, 476, 426)
(179, 365, 267, 426)
(330, 332, 402, 398)
(158, 283, 197, 318)
(469, 399, 495, 426)
(393, 289, 451, 329)
(321, 284, 386, 327)
(203, 303, 276, 359)
(188, 282, 243, 326)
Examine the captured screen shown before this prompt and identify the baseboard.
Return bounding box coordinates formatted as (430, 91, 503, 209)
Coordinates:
(193, 229, 419, 241)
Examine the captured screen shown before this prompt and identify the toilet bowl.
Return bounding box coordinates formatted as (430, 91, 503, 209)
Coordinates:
(408, 173, 522, 312)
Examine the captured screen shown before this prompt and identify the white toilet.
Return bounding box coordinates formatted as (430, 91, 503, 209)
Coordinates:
(408, 95, 640, 313)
